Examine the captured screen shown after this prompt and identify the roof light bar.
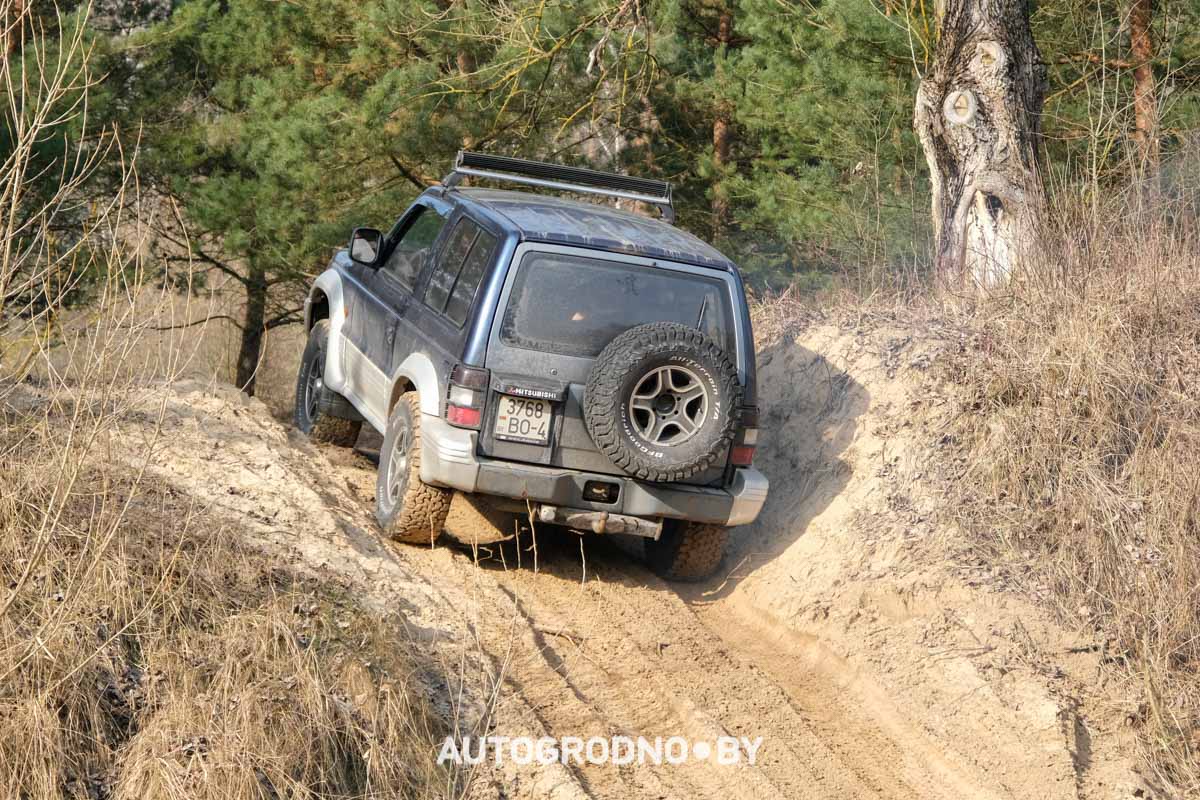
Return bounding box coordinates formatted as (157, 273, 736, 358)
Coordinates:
(444, 151, 675, 223)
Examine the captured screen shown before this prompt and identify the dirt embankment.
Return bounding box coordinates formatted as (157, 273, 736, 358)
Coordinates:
(113, 315, 1150, 799)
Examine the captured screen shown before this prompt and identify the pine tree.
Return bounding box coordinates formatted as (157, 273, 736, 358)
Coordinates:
(104, 0, 1200, 322)
(644, 0, 926, 285)
(119, 0, 650, 393)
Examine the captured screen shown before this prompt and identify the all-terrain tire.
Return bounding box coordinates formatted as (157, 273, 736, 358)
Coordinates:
(294, 320, 362, 447)
(645, 521, 729, 582)
(376, 393, 452, 544)
(584, 322, 741, 482)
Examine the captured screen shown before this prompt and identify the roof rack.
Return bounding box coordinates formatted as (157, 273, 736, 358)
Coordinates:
(443, 151, 675, 224)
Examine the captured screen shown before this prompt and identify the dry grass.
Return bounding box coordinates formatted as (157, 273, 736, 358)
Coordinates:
(1, 6, 460, 797)
(943, 169, 1200, 794)
(0, 166, 460, 800)
(748, 154, 1200, 793)
(0, 450, 454, 799)
(1, 250, 460, 798)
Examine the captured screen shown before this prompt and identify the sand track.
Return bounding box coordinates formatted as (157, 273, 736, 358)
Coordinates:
(117, 319, 1145, 799)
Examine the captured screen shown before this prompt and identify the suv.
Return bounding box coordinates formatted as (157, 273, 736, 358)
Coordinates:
(294, 152, 768, 581)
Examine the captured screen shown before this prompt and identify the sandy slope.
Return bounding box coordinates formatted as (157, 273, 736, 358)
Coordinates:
(112, 317, 1151, 799)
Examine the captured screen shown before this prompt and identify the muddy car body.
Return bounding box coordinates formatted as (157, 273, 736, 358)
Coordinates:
(296, 153, 768, 579)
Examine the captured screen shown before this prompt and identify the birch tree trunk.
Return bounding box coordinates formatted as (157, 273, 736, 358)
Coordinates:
(914, 0, 1047, 287)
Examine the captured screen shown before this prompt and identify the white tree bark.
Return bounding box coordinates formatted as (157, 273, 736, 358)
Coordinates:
(915, 0, 1047, 287)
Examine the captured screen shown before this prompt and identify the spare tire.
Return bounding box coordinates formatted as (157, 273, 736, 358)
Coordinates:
(584, 322, 742, 482)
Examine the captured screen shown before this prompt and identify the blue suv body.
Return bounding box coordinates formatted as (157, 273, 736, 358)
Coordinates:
(295, 154, 768, 580)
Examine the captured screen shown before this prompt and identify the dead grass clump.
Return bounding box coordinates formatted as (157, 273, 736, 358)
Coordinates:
(747, 286, 822, 348)
(0, 417, 455, 799)
(944, 175, 1200, 793)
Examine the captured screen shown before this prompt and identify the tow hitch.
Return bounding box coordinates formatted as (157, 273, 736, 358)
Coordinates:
(537, 505, 663, 540)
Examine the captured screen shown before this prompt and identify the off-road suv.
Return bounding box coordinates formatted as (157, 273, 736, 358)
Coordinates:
(294, 152, 768, 581)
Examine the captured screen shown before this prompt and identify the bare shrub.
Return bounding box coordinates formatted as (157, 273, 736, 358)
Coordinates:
(945, 157, 1200, 793)
(0, 1, 104, 328)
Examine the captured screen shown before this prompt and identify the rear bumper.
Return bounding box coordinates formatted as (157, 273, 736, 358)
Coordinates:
(419, 414, 768, 527)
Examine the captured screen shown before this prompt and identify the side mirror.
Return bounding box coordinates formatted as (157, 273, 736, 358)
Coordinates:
(349, 227, 384, 266)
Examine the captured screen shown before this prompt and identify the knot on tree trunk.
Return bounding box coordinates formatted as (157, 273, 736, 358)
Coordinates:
(915, 0, 1047, 289)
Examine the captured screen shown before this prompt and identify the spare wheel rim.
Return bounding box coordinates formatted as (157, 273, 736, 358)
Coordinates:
(628, 365, 709, 445)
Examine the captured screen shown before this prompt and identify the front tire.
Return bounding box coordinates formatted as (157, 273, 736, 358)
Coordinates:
(294, 320, 362, 447)
(376, 393, 452, 544)
(645, 521, 729, 582)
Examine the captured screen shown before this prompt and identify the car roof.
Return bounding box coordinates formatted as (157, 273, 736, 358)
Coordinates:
(440, 187, 736, 271)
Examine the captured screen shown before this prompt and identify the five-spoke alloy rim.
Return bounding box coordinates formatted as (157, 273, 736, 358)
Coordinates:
(304, 355, 324, 425)
(628, 365, 709, 445)
(387, 424, 410, 506)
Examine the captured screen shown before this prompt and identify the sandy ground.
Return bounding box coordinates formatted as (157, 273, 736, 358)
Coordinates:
(109, 317, 1153, 799)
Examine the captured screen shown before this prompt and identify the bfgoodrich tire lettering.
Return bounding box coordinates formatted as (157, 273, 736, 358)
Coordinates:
(584, 322, 741, 482)
(294, 320, 361, 447)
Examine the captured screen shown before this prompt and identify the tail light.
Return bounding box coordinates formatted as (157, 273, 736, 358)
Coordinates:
(446, 364, 489, 429)
(730, 406, 759, 467)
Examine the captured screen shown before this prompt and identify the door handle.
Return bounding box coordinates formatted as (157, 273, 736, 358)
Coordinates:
(386, 324, 397, 345)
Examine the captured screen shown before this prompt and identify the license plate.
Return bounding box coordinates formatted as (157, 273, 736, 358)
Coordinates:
(494, 395, 552, 445)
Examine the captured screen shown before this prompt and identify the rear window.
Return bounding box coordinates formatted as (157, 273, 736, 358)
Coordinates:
(499, 252, 735, 358)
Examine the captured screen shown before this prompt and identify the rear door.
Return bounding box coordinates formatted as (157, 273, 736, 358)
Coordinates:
(481, 243, 744, 484)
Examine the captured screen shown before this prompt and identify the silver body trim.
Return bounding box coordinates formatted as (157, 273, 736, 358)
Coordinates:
(419, 412, 768, 527)
(726, 466, 771, 526)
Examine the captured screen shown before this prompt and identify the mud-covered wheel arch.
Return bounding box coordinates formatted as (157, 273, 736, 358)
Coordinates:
(645, 520, 728, 581)
(584, 322, 741, 482)
(294, 319, 361, 447)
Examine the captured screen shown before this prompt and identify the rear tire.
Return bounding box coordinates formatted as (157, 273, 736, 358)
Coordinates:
(376, 393, 452, 544)
(645, 521, 728, 582)
(294, 320, 362, 447)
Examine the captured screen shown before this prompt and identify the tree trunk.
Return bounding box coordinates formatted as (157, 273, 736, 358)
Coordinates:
(914, 0, 1047, 287)
(6, 0, 25, 56)
(235, 268, 267, 396)
(711, 8, 734, 235)
(636, 96, 661, 173)
(1129, 0, 1158, 167)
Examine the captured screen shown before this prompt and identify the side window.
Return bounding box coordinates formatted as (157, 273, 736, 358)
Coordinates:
(424, 218, 498, 327)
(445, 229, 497, 326)
(381, 207, 447, 290)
